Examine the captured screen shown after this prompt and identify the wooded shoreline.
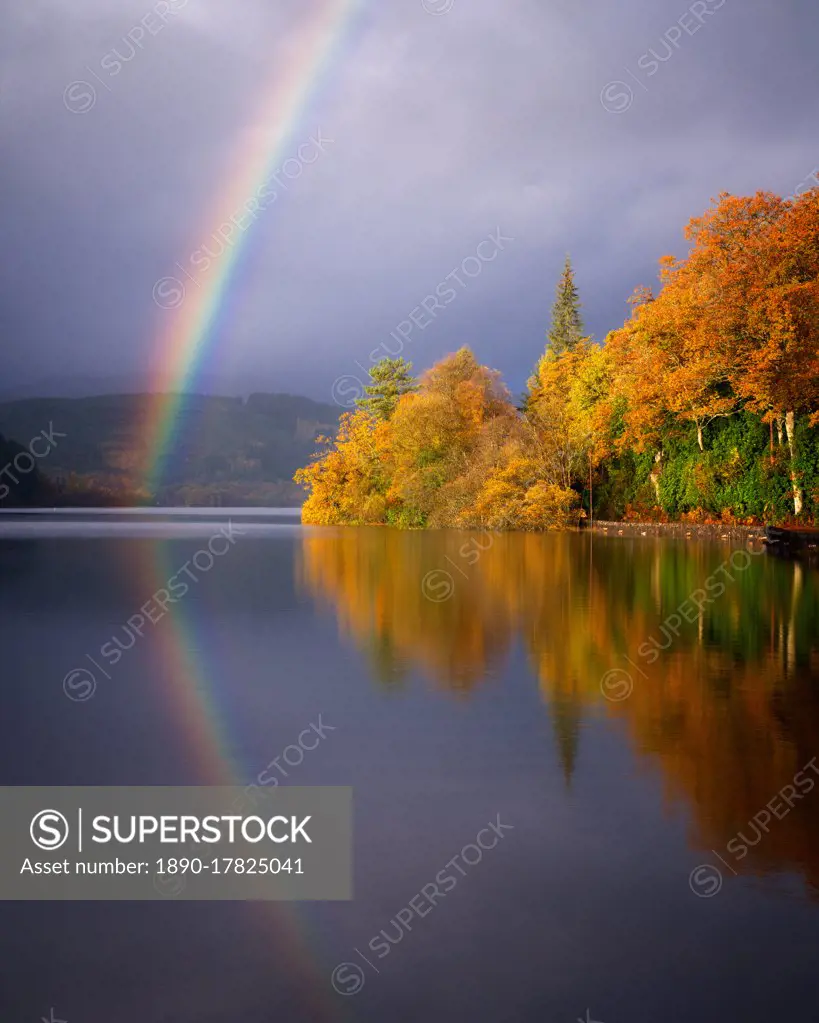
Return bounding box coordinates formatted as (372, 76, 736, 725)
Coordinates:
(296, 190, 819, 531)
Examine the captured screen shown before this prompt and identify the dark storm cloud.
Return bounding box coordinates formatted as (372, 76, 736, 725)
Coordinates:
(1, 0, 817, 400)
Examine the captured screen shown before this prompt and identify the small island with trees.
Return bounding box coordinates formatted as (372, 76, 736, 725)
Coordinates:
(295, 189, 819, 529)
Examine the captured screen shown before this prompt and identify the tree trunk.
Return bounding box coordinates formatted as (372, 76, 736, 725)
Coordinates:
(696, 424, 704, 451)
(784, 411, 804, 516)
(649, 450, 663, 504)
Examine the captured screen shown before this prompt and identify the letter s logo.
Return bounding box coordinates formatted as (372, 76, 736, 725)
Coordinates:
(30, 810, 69, 850)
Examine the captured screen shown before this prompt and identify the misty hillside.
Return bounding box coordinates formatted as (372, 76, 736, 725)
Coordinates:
(0, 392, 341, 506)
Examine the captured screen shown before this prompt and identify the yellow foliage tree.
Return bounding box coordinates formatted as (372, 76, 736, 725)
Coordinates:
(294, 410, 390, 525)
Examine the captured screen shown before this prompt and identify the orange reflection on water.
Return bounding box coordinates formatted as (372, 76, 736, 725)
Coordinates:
(298, 528, 819, 895)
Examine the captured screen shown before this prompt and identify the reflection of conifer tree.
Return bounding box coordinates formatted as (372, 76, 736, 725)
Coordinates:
(367, 631, 408, 690)
(549, 684, 582, 788)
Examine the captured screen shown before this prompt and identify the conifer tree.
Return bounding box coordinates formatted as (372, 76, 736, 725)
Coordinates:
(523, 256, 586, 410)
(356, 357, 417, 420)
(547, 255, 585, 356)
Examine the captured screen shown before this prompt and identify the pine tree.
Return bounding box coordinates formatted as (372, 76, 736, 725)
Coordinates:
(356, 357, 417, 420)
(522, 256, 586, 410)
(547, 255, 585, 356)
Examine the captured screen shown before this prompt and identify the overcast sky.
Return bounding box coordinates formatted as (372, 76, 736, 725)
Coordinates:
(2, 0, 817, 403)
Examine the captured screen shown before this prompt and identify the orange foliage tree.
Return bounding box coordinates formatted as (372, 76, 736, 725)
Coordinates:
(297, 347, 580, 529)
(297, 189, 819, 527)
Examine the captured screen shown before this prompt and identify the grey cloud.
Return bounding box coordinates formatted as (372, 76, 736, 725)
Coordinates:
(2, 0, 818, 400)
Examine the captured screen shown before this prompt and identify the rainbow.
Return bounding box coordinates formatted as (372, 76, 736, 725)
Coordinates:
(143, 0, 365, 496)
(131, 4, 366, 1011)
(145, 538, 339, 1018)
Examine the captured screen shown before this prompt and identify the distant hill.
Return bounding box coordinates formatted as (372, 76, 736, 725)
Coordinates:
(0, 392, 341, 506)
(0, 433, 54, 506)
(0, 374, 162, 401)
(0, 372, 295, 401)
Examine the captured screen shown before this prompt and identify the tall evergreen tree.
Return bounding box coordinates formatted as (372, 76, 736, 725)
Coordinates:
(547, 255, 585, 356)
(522, 256, 586, 410)
(356, 357, 417, 420)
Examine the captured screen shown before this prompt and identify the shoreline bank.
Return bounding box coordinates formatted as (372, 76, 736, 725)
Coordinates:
(589, 520, 766, 545)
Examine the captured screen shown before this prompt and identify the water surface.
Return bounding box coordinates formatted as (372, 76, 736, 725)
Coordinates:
(2, 512, 818, 1022)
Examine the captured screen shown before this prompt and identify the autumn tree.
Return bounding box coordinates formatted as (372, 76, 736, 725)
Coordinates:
(524, 341, 613, 511)
(294, 410, 390, 525)
(608, 271, 737, 454)
(386, 347, 520, 526)
(673, 189, 819, 513)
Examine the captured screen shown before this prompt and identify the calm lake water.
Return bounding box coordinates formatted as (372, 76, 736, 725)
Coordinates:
(1, 510, 818, 1022)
